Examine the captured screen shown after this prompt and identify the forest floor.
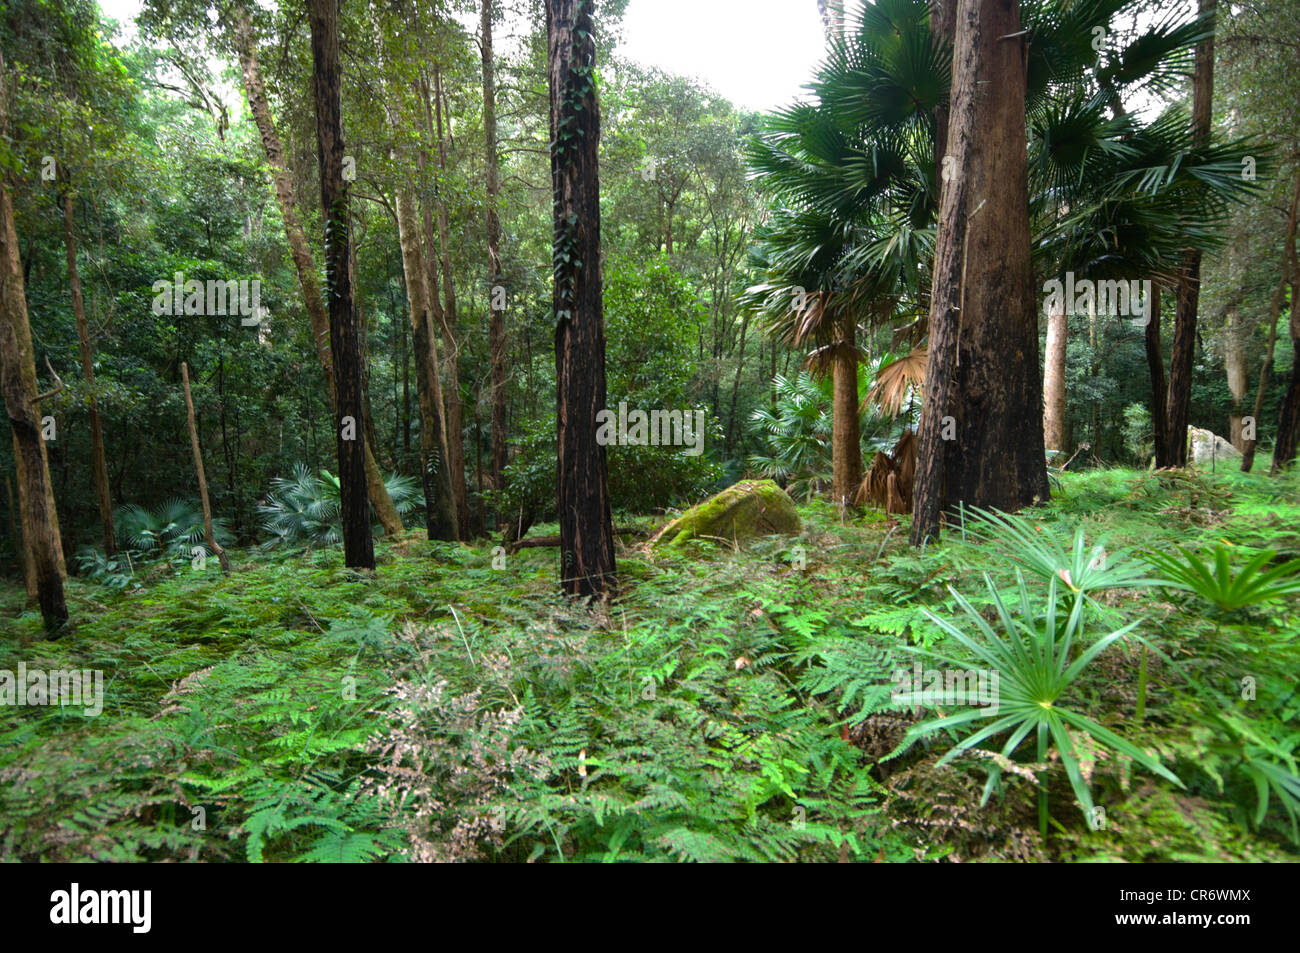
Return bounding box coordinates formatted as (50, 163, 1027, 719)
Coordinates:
(2, 466, 1298, 862)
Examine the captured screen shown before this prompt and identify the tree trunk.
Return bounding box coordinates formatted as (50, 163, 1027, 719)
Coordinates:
(180, 363, 230, 573)
(482, 0, 508, 500)
(1224, 299, 1248, 449)
(1145, 284, 1168, 465)
(415, 159, 459, 538)
(830, 314, 862, 507)
(1274, 324, 1300, 471)
(727, 310, 751, 454)
(1244, 165, 1300, 472)
(1166, 0, 1216, 468)
(547, 0, 616, 597)
(425, 67, 471, 539)
(231, 0, 400, 535)
(0, 55, 67, 633)
(1042, 305, 1067, 452)
(912, 0, 1048, 546)
(307, 0, 373, 569)
(930, 0, 957, 175)
(395, 187, 458, 539)
(1273, 214, 1300, 472)
(61, 188, 115, 555)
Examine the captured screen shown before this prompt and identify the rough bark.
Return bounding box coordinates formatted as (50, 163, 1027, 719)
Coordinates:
(930, 0, 957, 176)
(395, 187, 458, 539)
(61, 187, 115, 554)
(307, 0, 373, 569)
(830, 315, 863, 508)
(1244, 165, 1300, 471)
(0, 56, 67, 633)
(911, 0, 1048, 546)
(180, 363, 230, 573)
(1042, 305, 1067, 452)
(231, 0, 401, 535)
(548, 0, 617, 596)
(482, 0, 508, 498)
(1165, 0, 1216, 467)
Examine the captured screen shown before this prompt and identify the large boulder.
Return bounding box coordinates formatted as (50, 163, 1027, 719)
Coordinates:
(650, 479, 801, 550)
(1189, 427, 1241, 466)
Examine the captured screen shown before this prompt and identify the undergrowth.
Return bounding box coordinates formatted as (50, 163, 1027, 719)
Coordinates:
(1, 466, 1296, 862)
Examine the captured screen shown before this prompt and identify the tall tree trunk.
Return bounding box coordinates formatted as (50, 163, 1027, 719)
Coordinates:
(180, 363, 231, 572)
(396, 187, 458, 539)
(547, 0, 616, 597)
(727, 310, 751, 453)
(1273, 213, 1300, 472)
(1274, 323, 1300, 472)
(0, 58, 67, 634)
(307, 0, 374, 569)
(482, 0, 508, 499)
(231, 0, 400, 535)
(415, 150, 459, 537)
(61, 187, 115, 554)
(1042, 305, 1067, 452)
(1245, 165, 1300, 471)
(1145, 284, 1168, 465)
(423, 67, 471, 539)
(911, 0, 1048, 546)
(1166, 0, 1216, 467)
(1225, 299, 1248, 449)
(830, 313, 862, 507)
(930, 0, 956, 172)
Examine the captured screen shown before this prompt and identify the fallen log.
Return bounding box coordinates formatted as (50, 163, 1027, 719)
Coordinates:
(509, 528, 643, 550)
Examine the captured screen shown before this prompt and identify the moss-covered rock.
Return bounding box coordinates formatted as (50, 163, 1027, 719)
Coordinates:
(649, 479, 801, 550)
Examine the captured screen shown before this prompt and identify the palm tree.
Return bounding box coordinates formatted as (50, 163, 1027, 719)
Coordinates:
(747, 0, 1264, 521)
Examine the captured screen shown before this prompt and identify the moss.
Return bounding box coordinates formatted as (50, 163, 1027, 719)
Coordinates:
(650, 479, 801, 550)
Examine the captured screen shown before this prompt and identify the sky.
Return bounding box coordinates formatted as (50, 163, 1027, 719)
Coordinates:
(616, 0, 826, 112)
(96, 0, 826, 114)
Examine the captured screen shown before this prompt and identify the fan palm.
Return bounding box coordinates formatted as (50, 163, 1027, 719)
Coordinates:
(747, 0, 1266, 486)
(259, 465, 421, 549)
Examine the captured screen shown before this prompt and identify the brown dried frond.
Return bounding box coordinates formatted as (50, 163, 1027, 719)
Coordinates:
(855, 430, 917, 514)
(866, 348, 926, 419)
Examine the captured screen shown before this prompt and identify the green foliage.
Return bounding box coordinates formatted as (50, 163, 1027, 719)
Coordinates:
(3, 459, 1297, 862)
(1146, 542, 1300, 611)
(893, 573, 1182, 837)
(116, 497, 227, 561)
(1121, 402, 1154, 464)
(957, 505, 1157, 620)
(748, 372, 832, 498)
(258, 465, 421, 549)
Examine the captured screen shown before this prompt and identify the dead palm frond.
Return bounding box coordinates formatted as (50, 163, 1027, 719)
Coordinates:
(856, 429, 917, 514)
(866, 348, 926, 420)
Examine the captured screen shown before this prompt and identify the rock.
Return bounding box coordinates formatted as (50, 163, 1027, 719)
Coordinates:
(1189, 427, 1241, 466)
(649, 479, 801, 550)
